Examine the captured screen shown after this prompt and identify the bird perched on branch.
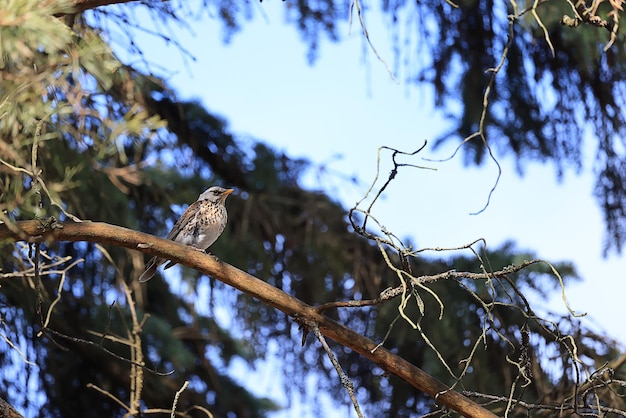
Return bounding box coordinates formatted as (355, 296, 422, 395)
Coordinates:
(138, 186, 234, 282)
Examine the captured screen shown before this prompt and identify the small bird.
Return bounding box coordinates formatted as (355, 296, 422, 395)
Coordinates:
(138, 186, 234, 282)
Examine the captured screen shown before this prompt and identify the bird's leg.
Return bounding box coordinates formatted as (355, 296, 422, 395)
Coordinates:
(193, 247, 220, 260)
(202, 248, 219, 260)
(194, 247, 219, 261)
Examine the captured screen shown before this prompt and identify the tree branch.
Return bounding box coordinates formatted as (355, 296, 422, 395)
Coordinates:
(0, 219, 497, 417)
(66, 0, 139, 14)
(0, 396, 24, 418)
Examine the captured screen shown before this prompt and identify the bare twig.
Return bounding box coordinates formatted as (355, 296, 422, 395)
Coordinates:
(463, 391, 626, 416)
(43, 328, 173, 376)
(349, 0, 397, 82)
(311, 323, 364, 418)
(171, 381, 190, 418)
(560, 0, 621, 50)
(87, 383, 130, 411)
(40, 257, 85, 332)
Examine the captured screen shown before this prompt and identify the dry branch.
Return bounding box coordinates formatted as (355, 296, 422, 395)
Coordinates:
(0, 396, 24, 418)
(0, 219, 498, 418)
(56, 0, 139, 14)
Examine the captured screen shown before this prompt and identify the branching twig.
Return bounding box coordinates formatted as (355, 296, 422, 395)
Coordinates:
(560, 0, 621, 50)
(0, 333, 36, 367)
(39, 257, 84, 334)
(350, 142, 430, 236)
(463, 391, 626, 416)
(120, 279, 145, 415)
(43, 328, 174, 376)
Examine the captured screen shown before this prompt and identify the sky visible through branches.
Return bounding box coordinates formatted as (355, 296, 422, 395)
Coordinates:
(100, 1, 626, 416)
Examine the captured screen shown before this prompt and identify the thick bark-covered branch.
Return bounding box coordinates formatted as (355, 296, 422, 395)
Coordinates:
(0, 220, 497, 418)
(0, 396, 23, 418)
(66, 0, 138, 13)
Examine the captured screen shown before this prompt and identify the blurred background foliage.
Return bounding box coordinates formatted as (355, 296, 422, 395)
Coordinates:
(0, 0, 625, 417)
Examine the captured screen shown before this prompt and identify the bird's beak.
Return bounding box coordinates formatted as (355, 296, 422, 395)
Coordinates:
(223, 189, 234, 196)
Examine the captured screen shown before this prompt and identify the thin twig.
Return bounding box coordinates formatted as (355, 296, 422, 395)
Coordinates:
(87, 383, 131, 411)
(311, 323, 364, 418)
(463, 391, 626, 416)
(171, 381, 190, 418)
(44, 328, 173, 376)
(0, 334, 36, 366)
(349, 0, 397, 82)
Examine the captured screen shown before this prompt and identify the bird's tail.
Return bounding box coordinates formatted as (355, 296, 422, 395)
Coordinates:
(138, 257, 160, 282)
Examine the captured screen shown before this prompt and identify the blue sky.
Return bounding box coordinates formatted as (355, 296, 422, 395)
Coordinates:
(109, 1, 625, 414)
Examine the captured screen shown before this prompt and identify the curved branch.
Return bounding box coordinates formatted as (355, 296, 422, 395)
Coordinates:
(0, 219, 497, 418)
(65, 0, 138, 14)
(0, 396, 24, 418)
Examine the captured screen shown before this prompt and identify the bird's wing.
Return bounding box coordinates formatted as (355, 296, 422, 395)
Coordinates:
(166, 200, 202, 241)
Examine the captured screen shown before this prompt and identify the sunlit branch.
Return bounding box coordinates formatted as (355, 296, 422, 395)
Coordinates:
(0, 219, 499, 418)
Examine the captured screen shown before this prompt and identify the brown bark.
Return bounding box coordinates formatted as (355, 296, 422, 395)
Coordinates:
(64, 0, 138, 14)
(0, 220, 497, 418)
(0, 397, 23, 418)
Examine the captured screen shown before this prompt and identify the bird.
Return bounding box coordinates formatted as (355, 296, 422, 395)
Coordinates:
(138, 186, 234, 282)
